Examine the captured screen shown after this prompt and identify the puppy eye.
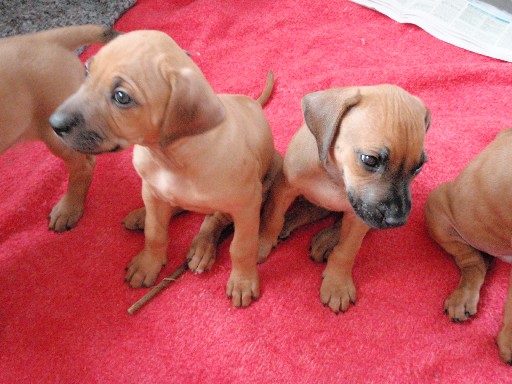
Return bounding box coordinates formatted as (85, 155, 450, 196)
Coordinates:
(360, 154, 380, 170)
(112, 89, 133, 107)
(412, 164, 423, 176)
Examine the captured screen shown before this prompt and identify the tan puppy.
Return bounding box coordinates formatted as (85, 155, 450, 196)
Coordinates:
(0, 25, 117, 231)
(49, 30, 281, 308)
(425, 128, 512, 364)
(258, 85, 430, 313)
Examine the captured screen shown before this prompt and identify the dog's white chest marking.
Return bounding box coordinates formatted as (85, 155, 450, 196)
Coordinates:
(144, 167, 215, 214)
(153, 169, 176, 193)
(150, 169, 195, 204)
(133, 149, 208, 210)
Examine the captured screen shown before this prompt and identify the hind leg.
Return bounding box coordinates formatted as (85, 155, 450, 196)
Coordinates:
(309, 215, 343, 262)
(278, 198, 332, 240)
(187, 212, 232, 273)
(425, 185, 489, 322)
(122, 206, 184, 231)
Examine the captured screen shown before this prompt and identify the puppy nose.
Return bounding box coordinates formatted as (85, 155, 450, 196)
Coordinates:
(49, 112, 82, 136)
(379, 202, 408, 228)
(384, 215, 407, 227)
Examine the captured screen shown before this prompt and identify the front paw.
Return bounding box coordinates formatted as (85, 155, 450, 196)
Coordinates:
(226, 268, 259, 307)
(49, 195, 84, 232)
(444, 286, 480, 322)
(498, 324, 512, 365)
(125, 250, 166, 288)
(320, 269, 356, 313)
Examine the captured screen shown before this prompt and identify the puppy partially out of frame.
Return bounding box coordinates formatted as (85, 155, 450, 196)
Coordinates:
(258, 85, 430, 313)
(0, 25, 117, 231)
(49, 30, 281, 308)
(425, 128, 512, 364)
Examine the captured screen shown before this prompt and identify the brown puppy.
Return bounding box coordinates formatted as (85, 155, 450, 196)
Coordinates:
(425, 128, 512, 364)
(0, 25, 117, 231)
(49, 30, 281, 308)
(258, 85, 430, 313)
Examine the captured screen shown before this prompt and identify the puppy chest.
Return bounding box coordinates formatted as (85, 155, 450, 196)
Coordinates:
(144, 170, 212, 211)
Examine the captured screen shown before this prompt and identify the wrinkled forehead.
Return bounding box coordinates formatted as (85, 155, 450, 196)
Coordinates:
(84, 34, 177, 93)
(91, 35, 161, 70)
(342, 89, 426, 166)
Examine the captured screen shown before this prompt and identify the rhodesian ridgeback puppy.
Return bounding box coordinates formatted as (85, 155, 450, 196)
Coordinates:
(258, 85, 430, 313)
(0, 25, 117, 231)
(49, 30, 281, 308)
(425, 128, 512, 364)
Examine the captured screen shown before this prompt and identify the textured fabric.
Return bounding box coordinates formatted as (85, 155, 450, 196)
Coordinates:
(0, 0, 136, 36)
(1, 0, 512, 382)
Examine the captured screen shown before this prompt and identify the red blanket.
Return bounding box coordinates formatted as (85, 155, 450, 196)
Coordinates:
(2, 0, 512, 382)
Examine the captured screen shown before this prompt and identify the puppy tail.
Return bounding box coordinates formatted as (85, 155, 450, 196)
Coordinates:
(37, 24, 120, 51)
(256, 71, 274, 106)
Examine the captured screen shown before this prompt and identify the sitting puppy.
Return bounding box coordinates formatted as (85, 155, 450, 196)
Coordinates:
(258, 85, 430, 313)
(49, 30, 281, 308)
(425, 128, 512, 364)
(0, 25, 117, 231)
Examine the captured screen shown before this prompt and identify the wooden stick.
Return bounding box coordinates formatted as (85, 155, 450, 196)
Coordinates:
(127, 262, 189, 315)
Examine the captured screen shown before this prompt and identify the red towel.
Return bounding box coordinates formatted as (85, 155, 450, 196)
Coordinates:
(1, 0, 512, 382)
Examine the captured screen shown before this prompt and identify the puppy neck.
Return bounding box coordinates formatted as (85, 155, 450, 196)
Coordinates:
(144, 143, 184, 170)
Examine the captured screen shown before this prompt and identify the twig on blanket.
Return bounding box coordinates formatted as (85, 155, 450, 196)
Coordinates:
(127, 262, 189, 315)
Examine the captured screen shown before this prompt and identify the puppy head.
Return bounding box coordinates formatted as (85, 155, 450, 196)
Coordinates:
(302, 85, 429, 229)
(49, 30, 225, 154)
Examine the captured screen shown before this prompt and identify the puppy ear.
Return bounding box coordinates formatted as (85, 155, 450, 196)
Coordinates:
(302, 88, 362, 162)
(159, 67, 226, 146)
(424, 108, 431, 132)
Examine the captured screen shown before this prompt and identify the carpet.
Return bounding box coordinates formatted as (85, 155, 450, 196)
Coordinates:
(0, 0, 136, 36)
(1, 0, 512, 383)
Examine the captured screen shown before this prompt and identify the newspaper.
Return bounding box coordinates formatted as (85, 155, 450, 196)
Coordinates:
(350, 0, 512, 62)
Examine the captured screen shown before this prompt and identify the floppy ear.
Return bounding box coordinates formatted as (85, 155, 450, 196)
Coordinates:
(301, 88, 362, 162)
(424, 108, 431, 132)
(159, 67, 226, 146)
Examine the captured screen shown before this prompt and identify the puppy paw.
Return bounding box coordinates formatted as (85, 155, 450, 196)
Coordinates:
(122, 207, 146, 231)
(186, 235, 217, 273)
(444, 286, 480, 322)
(278, 225, 293, 241)
(498, 325, 512, 365)
(226, 268, 259, 307)
(49, 195, 84, 232)
(125, 251, 166, 288)
(320, 270, 356, 313)
(310, 225, 339, 262)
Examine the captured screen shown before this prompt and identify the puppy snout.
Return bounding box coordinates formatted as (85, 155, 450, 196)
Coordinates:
(379, 201, 409, 228)
(50, 112, 84, 137)
(383, 214, 407, 227)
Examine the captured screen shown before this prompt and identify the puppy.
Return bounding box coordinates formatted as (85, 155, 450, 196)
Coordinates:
(49, 30, 281, 308)
(258, 85, 430, 313)
(425, 128, 512, 364)
(0, 24, 117, 231)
